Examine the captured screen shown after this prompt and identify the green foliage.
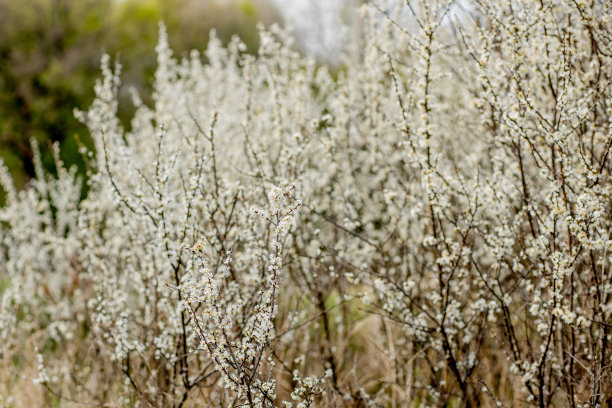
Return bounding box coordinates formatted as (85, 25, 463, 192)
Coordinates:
(0, 0, 276, 189)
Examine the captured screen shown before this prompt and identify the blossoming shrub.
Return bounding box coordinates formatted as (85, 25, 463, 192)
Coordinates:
(1, 0, 611, 407)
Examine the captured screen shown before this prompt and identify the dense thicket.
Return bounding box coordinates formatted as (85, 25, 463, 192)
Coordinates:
(1, 1, 611, 407)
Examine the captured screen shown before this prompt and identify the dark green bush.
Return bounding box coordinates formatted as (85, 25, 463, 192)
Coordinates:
(0, 0, 276, 190)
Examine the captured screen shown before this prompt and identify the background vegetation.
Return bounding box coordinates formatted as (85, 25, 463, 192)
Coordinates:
(0, 0, 277, 190)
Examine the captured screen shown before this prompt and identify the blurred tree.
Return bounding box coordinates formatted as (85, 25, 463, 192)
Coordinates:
(0, 0, 113, 187)
(0, 0, 276, 190)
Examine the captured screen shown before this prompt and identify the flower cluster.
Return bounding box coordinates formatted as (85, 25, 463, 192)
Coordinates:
(0, 1, 610, 407)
